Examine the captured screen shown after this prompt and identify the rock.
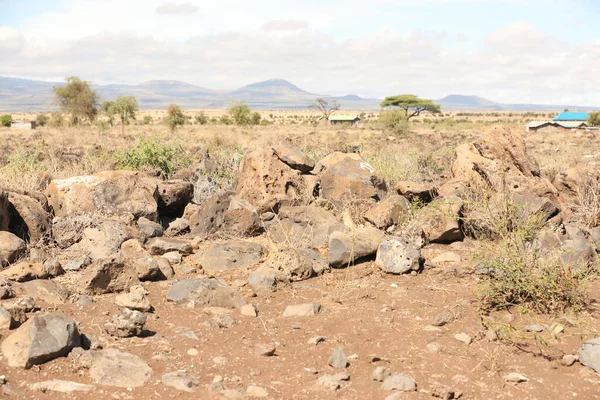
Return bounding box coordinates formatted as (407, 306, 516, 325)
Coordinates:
(1, 313, 80, 368)
(120, 239, 165, 280)
(186, 191, 232, 236)
(395, 181, 437, 203)
(237, 147, 312, 213)
(431, 251, 461, 264)
(364, 195, 410, 229)
(162, 371, 199, 392)
(164, 217, 190, 237)
(579, 337, 600, 373)
(52, 214, 94, 249)
(375, 237, 421, 275)
(0, 232, 26, 264)
(247, 385, 269, 398)
(381, 374, 417, 391)
(525, 325, 544, 332)
(46, 171, 160, 220)
(485, 329, 498, 342)
(328, 226, 385, 267)
(157, 179, 194, 218)
(504, 372, 528, 383)
(193, 241, 265, 271)
(240, 304, 258, 317)
(317, 371, 350, 391)
(156, 257, 175, 279)
(0, 261, 64, 282)
(76, 221, 132, 261)
(29, 380, 95, 393)
(105, 308, 147, 338)
(88, 348, 153, 388)
(162, 251, 182, 264)
(272, 145, 315, 173)
(385, 394, 403, 400)
(137, 217, 164, 239)
(146, 237, 192, 255)
(553, 165, 600, 204)
(318, 152, 387, 201)
(64, 256, 92, 271)
(372, 366, 391, 382)
(454, 333, 472, 345)
(417, 196, 464, 244)
(6, 190, 52, 242)
(115, 285, 153, 311)
(248, 272, 277, 293)
(83, 259, 140, 295)
(283, 303, 322, 317)
(328, 348, 348, 369)
(254, 343, 276, 357)
(427, 343, 441, 353)
(432, 311, 454, 327)
(166, 278, 246, 308)
(15, 279, 70, 305)
(78, 295, 94, 306)
(211, 313, 238, 328)
(562, 354, 578, 366)
(0, 307, 13, 330)
(29, 248, 49, 263)
(255, 247, 327, 286)
(265, 205, 345, 248)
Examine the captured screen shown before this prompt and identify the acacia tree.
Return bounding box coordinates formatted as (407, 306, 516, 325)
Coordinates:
(588, 112, 600, 127)
(165, 104, 185, 132)
(108, 96, 138, 134)
(310, 98, 340, 120)
(380, 94, 441, 120)
(53, 77, 99, 125)
(227, 102, 261, 126)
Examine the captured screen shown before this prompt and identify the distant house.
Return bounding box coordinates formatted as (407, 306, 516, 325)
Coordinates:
(526, 121, 555, 132)
(10, 120, 36, 130)
(525, 119, 590, 132)
(553, 112, 589, 122)
(328, 114, 361, 126)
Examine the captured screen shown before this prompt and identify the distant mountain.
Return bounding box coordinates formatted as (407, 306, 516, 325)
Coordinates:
(438, 94, 598, 112)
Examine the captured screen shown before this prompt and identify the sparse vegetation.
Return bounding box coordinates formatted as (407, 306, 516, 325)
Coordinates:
(107, 96, 138, 133)
(35, 113, 49, 127)
(115, 136, 189, 177)
(227, 102, 261, 126)
(53, 77, 100, 124)
(165, 104, 185, 132)
(0, 114, 11, 127)
(588, 111, 600, 127)
(380, 94, 441, 121)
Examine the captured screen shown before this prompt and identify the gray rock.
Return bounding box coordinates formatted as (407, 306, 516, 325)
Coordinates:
(308, 336, 327, 345)
(83, 259, 139, 295)
(328, 226, 385, 267)
(525, 325, 544, 332)
(283, 303, 321, 317)
(192, 241, 266, 271)
(166, 278, 246, 309)
(29, 380, 95, 393)
(0, 231, 26, 264)
(64, 256, 92, 271)
(105, 308, 147, 338)
(1, 313, 80, 368)
(272, 145, 315, 173)
(249, 271, 277, 293)
(579, 337, 600, 373)
(115, 285, 153, 311)
(211, 313, 238, 328)
(376, 237, 421, 275)
(316, 371, 350, 391)
(0, 306, 14, 330)
(504, 372, 528, 383)
(137, 217, 164, 239)
(381, 374, 417, 391)
(254, 343, 276, 357)
(164, 218, 190, 237)
(431, 311, 454, 327)
(146, 237, 193, 255)
(15, 279, 70, 305)
(156, 257, 175, 279)
(328, 348, 348, 369)
(88, 348, 153, 388)
(162, 251, 181, 264)
(372, 366, 391, 382)
(157, 179, 194, 218)
(255, 248, 328, 286)
(161, 371, 199, 392)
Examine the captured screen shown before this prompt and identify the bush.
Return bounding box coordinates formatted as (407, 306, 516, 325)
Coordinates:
(219, 115, 232, 125)
(142, 115, 152, 125)
(378, 110, 409, 135)
(48, 112, 64, 128)
(227, 102, 261, 125)
(0, 115, 12, 127)
(115, 136, 189, 177)
(165, 104, 185, 132)
(195, 112, 208, 125)
(36, 114, 49, 127)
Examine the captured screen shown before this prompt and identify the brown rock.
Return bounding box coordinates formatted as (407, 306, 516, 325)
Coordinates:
(83, 260, 140, 295)
(157, 179, 194, 218)
(318, 153, 387, 201)
(6, 191, 51, 242)
(395, 181, 437, 203)
(364, 195, 410, 229)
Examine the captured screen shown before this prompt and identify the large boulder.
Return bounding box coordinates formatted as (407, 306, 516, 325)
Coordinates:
(553, 165, 600, 207)
(166, 278, 246, 308)
(376, 237, 422, 274)
(1, 313, 80, 368)
(75, 220, 133, 261)
(272, 145, 315, 173)
(0, 231, 26, 264)
(5, 191, 51, 243)
(83, 259, 140, 295)
(15, 280, 71, 305)
(253, 248, 328, 287)
(416, 196, 464, 244)
(328, 226, 385, 267)
(192, 241, 266, 271)
(395, 181, 437, 203)
(364, 195, 410, 229)
(87, 349, 153, 388)
(579, 337, 600, 374)
(317, 152, 387, 201)
(46, 171, 160, 220)
(156, 179, 194, 218)
(0, 261, 64, 282)
(236, 147, 311, 213)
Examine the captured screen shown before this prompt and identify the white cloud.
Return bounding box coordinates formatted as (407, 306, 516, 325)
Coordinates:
(0, 26, 24, 52)
(156, 2, 199, 15)
(262, 20, 309, 31)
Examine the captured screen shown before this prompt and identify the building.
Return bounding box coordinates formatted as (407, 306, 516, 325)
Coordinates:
(328, 114, 361, 126)
(553, 112, 589, 122)
(10, 120, 36, 130)
(525, 119, 591, 132)
(526, 121, 555, 132)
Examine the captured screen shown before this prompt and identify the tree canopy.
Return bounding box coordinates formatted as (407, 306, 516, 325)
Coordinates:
(227, 102, 261, 126)
(380, 94, 441, 120)
(53, 77, 100, 124)
(588, 112, 600, 127)
(165, 104, 185, 132)
(108, 96, 138, 133)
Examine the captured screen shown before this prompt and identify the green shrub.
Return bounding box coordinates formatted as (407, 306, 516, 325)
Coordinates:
(219, 115, 232, 125)
(165, 104, 185, 132)
(195, 112, 208, 125)
(35, 114, 49, 127)
(142, 115, 152, 125)
(378, 110, 409, 135)
(227, 102, 261, 125)
(115, 136, 189, 177)
(0, 115, 12, 127)
(48, 112, 64, 128)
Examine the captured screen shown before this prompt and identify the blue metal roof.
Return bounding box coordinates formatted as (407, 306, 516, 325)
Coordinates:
(553, 112, 589, 121)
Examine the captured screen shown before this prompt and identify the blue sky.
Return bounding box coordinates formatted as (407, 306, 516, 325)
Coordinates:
(0, 0, 599, 105)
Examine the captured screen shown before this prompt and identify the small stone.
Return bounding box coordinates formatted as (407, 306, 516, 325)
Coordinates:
(162, 251, 182, 264)
(328, 348, 348, 369)
(161, 371, 199, 392)
(550, 323, 565, 335)
(246, 385, 269, 398)
(29, 380, 95, 393)
(254, 343, 276, 357)
(427, 343, 441, 353)
(504, 372, 528, 383)
(432, 311, 454, 327)
(187, 348, 199, 356)
(283, 303, 321, 317)
(213, 356, 229, 367)
(454, 333, 472, 345)
(381, 374, 417, 391)
(562, 354, 578, 367)
(77, 295, 93, 306)
(485, 329, 498, 342)
(372, 366, 391, 382)
(525, 325, 544, 332)
(250, 369, 261, 376)
(316, 371, 350, 391)
(104, 308, 146, 338)
(308, 336, 327, 345)
(211, 313, 238, 328)
(385, 393, 403, 400)
(240, 304, 258, 317)
(64, 256, 92, 271)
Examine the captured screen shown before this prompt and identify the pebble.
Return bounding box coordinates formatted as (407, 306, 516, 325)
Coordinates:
(562, 354, 578, 367)
(485, 329, 498, 342)
(254, 343, 276, 357)
(381, 374, 417, 391)
(328, 348, 348, 369)
(432, 311, 454, 327)
(504, 372, 528, 383)
(454, 333, 472, 345)
(427, 343, 441, 353)
(246, 386, 269, 398)
(240, 304, 258, 317)
(525, 325, 544, 332)
(308, 336, 327, 345)
(187, 348, 199, 356)
(372, 366, 391, 382)
(316, 372, 350, 391)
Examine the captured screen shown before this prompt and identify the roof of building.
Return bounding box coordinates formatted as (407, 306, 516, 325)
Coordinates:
(554, 121, 588, 129)
(328, 114, 360, 121)
(553, 112, 589, 121)
(526, 121, 552, 128)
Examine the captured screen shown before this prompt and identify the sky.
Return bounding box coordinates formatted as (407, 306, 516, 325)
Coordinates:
(0, 0, 599, 105)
